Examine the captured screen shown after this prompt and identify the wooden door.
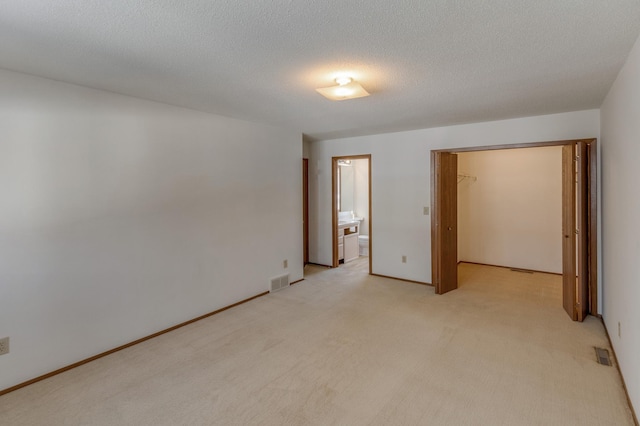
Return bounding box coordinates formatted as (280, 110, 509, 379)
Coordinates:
(576, 142, 589, 321)
(432, 151, 458, 294)
(562, 144, 577, 320)
(562, 142, 592, 322)
(303, 159, 309, 265)
(588, 141, 598, 315)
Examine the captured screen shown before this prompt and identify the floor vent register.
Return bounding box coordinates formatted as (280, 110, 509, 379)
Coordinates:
(595, 347, 612, 366)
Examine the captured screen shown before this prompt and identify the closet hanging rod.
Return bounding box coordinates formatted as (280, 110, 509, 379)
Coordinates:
(457, 173, 477, 183)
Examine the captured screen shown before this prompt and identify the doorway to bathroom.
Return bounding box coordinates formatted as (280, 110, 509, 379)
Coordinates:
(332, 155, 372, 273)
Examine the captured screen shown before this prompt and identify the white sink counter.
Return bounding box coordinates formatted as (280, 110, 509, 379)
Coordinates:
(338, 219, 360, 229)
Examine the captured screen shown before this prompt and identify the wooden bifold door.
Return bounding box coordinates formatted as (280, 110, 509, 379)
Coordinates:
(431, 151, 458, 295)
(562, 141, 594, 321)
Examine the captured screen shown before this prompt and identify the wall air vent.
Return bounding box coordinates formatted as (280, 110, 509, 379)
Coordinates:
(270, 274, 290, 293)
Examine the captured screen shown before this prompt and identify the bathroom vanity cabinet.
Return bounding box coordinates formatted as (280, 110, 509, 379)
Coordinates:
(338, 222, 360, 263)
(343, 232, 359, 262)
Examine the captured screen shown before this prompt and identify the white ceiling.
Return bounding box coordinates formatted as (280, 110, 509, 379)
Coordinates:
(1, 1, 639, 140)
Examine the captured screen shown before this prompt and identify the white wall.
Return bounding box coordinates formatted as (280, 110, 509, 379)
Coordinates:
(0, 69, 303, 391)
(353, 159, 369, 236)
(600, 33, 640, 415)
(457, 147, 562, 274)
(309, 110, 599, 285)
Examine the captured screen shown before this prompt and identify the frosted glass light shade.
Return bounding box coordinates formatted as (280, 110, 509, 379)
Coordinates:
(316, 80, 370, 101)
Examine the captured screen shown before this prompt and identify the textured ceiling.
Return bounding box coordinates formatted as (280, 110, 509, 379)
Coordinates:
(1, 1, 640, 140)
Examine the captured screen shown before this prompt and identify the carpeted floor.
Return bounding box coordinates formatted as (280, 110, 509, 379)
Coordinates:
(0, 259, 634, 425)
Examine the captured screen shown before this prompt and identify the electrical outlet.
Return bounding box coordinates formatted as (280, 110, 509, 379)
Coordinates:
(618, 322, 621, 338)
(283, 259, 288, 269)
(402, 255, 407, 263)
(423, 206, 429, 215)
(0, 337, 9, 355)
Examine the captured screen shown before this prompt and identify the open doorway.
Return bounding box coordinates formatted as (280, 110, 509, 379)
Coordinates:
(431, 139, 597, 321)
(332, 155, 372, 273)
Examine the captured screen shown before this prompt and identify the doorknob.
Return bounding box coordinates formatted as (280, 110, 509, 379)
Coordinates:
(448, 226, 452, 231)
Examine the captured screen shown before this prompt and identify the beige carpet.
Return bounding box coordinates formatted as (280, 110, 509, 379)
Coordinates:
(0, 260, 634, 425)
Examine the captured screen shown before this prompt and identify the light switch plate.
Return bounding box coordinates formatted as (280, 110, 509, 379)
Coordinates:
(423, 207, 429, 215)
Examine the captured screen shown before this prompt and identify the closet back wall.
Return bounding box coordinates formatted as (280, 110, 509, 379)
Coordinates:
(457, 147, 563, 274)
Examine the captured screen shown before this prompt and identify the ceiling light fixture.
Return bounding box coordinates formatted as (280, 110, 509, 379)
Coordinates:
(316, 77, 370, 101)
